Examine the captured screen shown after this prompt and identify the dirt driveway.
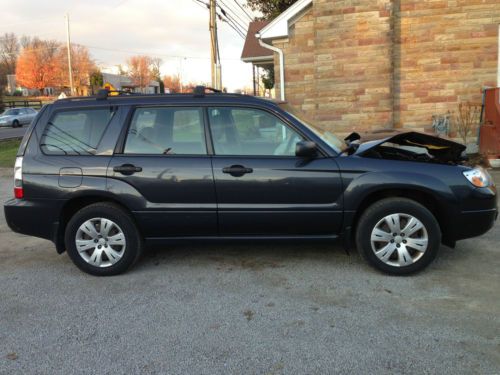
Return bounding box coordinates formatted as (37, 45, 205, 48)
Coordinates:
(0, 169, 499, 374)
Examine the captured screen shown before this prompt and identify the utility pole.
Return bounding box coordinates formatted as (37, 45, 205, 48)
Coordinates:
(209, 0, 222, 90)
(65, 13, 74, 96)
(179, 57, 186, 93)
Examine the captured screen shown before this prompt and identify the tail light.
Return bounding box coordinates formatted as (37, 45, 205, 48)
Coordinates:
(14, 157, 23, 199)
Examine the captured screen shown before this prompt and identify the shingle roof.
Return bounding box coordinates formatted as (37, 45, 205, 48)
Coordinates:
(241, 20, 273, 61)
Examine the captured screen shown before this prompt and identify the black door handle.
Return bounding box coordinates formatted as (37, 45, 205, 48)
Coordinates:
(113, 164, 142, 176)
(222, 165, 253, 177)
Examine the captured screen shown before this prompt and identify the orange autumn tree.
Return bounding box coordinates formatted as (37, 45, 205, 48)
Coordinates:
(16, 38, 60, 93)
(163, 74, 182, 93)
(56, 44, 96, 95)
(127, 55, 153, 93)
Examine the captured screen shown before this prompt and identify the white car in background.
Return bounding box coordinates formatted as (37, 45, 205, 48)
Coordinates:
(0, 107, 38, 128)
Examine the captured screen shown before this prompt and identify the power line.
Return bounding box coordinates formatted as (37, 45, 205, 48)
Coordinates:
(0, 17, 57, 30)
(1, 45, 59, 56)
(81, 44, 243, 61)
(217, 12, 246, 39)
(191, 0, 209, 10)
(217, 7, 246, 32)
(2, 41, 243, 62)
(193, 1, 246, 41)
(232, 0, 254, 21)
(111, 0, 129, 9)
(219, 0, 250, 29)
(0, 30, 64, 41)
(216, 7, 248, 39)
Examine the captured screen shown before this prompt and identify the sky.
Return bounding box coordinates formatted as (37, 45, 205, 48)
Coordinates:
(0, 0, 258, 91)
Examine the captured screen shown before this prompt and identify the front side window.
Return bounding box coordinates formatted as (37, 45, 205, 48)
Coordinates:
(208, 107, 303, 156)
(40, 107, 114, 155)
(124, 107, 206, 155)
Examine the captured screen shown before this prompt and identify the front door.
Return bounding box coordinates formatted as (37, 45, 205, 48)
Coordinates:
(108, 106, 217, 237)
(207, 107, 343, 236)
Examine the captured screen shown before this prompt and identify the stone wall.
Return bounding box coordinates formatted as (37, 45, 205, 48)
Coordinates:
(273, 10, 316, 114)
(312, 0, 395, 133)
(271, 0, 500, 135)
(395, 0, 499, 130)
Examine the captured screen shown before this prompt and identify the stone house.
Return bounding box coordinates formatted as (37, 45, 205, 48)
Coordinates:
(243, 0, 500, 136)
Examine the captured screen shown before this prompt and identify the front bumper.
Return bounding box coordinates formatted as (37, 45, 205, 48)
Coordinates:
(451, 208, 497, 241)
(448, 185, 497, 241)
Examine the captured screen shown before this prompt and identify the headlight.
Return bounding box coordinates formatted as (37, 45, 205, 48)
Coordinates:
(463, 167, 492, 188)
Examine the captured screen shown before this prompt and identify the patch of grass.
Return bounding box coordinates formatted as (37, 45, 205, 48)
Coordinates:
(0, 139, 21, 168)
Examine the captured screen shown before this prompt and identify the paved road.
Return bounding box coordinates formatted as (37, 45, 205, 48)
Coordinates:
(0, 126, 27, 140)
(0, 170, 499, 374)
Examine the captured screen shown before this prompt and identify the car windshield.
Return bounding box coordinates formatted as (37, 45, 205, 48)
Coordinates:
(3, 109, 20, 116)
(279, 103, 344, 153)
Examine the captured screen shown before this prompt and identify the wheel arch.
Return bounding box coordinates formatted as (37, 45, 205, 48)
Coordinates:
(344, 187, 455, 249)
(55, 194, 137, 254)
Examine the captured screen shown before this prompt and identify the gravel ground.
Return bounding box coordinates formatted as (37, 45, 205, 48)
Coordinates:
(0, 169, 499, 374)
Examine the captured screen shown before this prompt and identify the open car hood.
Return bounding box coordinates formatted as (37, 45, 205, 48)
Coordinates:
(353, 131, 467, 164)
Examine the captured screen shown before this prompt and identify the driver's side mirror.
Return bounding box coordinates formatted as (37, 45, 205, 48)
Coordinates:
(295, 140, 318, 158)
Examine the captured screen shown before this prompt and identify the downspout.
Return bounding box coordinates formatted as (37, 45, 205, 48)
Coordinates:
(256, 32, 285, 101)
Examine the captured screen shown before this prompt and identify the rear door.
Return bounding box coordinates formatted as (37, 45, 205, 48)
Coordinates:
(108, 106, 217, 238)
(207, 106, 343, 236)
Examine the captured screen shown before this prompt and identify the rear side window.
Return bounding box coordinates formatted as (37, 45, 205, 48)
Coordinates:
(124, 107, 206, 155)
(41, 108, 114, 155)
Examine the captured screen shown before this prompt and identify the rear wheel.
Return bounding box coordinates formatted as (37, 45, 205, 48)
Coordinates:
(65, 202, 143, 276)
(355, 198, 441, 275)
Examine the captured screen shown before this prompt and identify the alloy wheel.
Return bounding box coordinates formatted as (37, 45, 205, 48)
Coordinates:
(75, 217, 126, 267)
(370, 213, 428, 267)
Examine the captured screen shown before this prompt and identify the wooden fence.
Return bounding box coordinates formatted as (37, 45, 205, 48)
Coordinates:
(4, 100, 43, 110)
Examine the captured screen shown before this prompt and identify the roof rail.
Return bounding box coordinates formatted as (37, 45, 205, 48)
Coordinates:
(193, 86, 222, 97)
(96, 89, 144, 100)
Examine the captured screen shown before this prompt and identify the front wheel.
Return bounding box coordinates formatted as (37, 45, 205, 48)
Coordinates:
(355, 198, 441, 275)
(65, 202, 143, 276)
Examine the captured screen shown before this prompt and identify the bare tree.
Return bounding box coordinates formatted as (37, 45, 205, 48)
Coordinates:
(150, 57, 162, 81)
(0, 33, 19, 90)
(454, 103, 481, 145)
(56, 44, 96, 95)
(163, 74, 182, 93)
(127, 55, 153, 93)
(0, 33, 19, 73)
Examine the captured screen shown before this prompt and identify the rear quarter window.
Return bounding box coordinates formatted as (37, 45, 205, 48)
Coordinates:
(40, 107, 115, 155)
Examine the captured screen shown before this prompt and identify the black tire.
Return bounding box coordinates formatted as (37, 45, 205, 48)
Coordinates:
(355, 198, 441, 275)
(12, 120, 19, 128)
(65, 202, 143, 276)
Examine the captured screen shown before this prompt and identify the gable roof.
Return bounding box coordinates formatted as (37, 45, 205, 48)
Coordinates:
(257, 0, 312, 40)
(241, 20, 273, 62)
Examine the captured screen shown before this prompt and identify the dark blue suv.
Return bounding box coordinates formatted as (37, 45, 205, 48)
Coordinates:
(4, 88, 497, 276)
